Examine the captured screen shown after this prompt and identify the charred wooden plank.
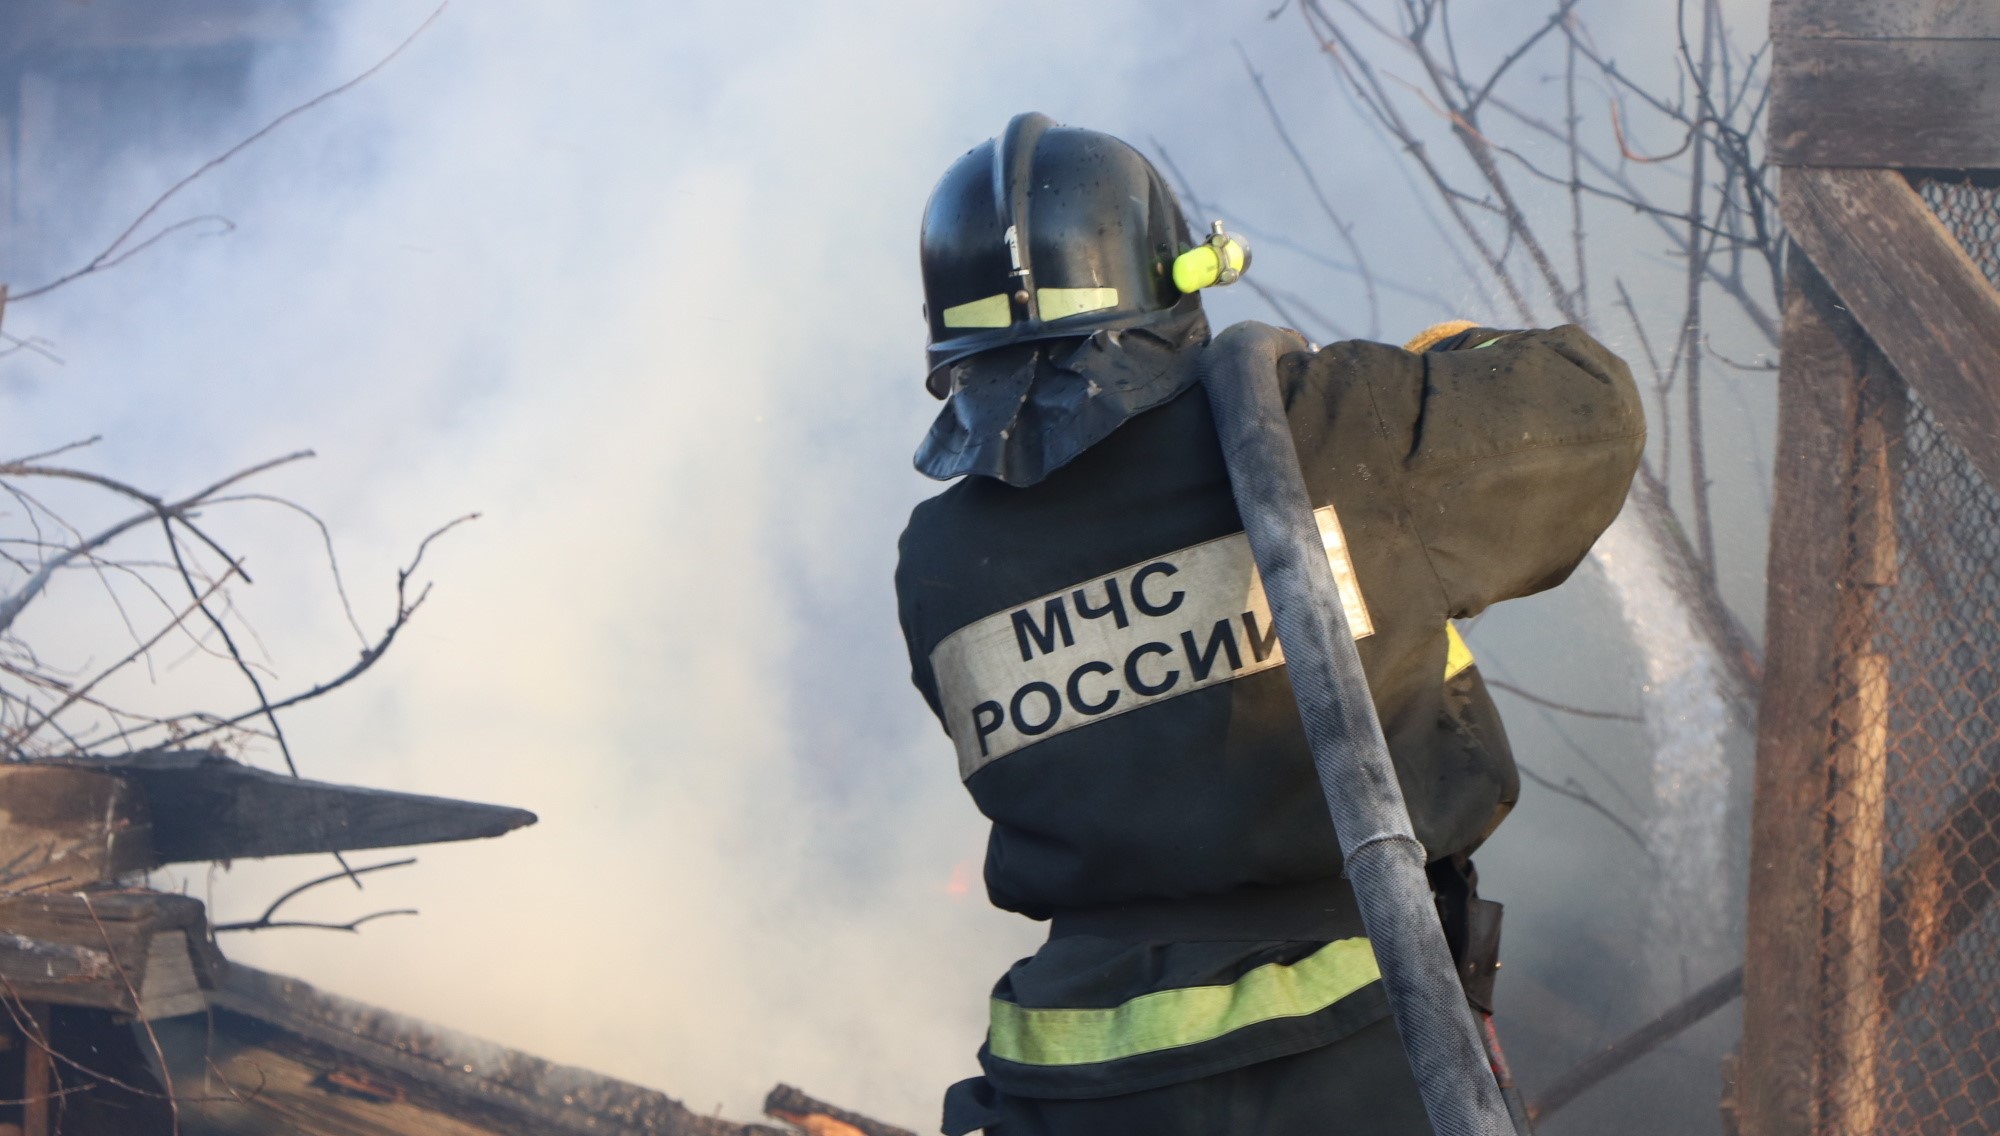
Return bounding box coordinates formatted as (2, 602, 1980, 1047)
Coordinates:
(1780, 167, 2000, 494)
(764, 1085, 916, 1136)
(200, 964, 787, 1136)
(1773, 0, 2000, 39)
(1771, 38, 2000, 168)
(0, 766, 152, 891)
(42, 749, 535, 863)
(21, 1002, 50, 1136)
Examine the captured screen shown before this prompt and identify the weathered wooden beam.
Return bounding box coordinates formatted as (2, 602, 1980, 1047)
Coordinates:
(766, 1085, 916, 1136)
(1773, 0, 2000, 39)
(1739, 256, 1870, 1136)
(44, 749, 536, 863)
(1823, 651, 1890, 1136)
(21, 1001, 50, 1136)
(0, 765, 152, 891)
(0, 891, 222, 1019)
(198, 964, 788, 1136)
(1771, 38, 2000, 168)
(1780, 167, 2000, 494)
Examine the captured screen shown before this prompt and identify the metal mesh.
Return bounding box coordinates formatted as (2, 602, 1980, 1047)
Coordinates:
(1811, 172, 2000, 1134)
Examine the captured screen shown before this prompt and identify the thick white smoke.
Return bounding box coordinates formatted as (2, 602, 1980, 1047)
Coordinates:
(2, 2, 1774, 1130)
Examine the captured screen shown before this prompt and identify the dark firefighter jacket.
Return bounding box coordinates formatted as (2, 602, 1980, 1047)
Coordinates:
(895, 323, 1644, 1102)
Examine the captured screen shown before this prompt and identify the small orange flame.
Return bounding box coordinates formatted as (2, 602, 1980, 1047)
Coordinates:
(945, 860, 974, 898)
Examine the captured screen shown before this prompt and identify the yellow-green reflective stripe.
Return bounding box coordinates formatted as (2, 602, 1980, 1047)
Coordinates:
(1445, 622, 1476, 681)
(987, 937, 1380, 1067)
(942, 293, 1012, 329)
(1038, 286, 1119, 321)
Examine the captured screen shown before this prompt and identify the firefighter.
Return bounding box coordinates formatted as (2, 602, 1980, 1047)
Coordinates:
(895, 112, 1644, 1135)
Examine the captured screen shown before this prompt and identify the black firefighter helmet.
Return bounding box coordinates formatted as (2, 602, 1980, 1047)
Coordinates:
(919, 113, 1246, 398)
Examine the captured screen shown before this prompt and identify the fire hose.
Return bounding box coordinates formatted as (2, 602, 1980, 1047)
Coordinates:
(1201, 321, 1516, 1136)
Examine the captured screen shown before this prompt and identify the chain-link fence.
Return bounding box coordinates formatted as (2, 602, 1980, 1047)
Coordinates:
(1813, 171, 2000, 1134)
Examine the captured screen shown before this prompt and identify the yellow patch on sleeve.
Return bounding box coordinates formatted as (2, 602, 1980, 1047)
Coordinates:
(1445, 622, 1476, 680)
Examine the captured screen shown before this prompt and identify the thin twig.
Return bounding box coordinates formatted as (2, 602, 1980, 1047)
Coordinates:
(167, 514, 478, 747)
(219, 910, 419, 934)
(1565, 25, 1590, 326)
(79, 893, 178, 1135)
(1466, 0, 1584, 114)
(0, 450, 314, 635)
(8, 4, 449, 304)
(212, 857, 416, 932)
(1518, 761, 1657, 863)
(1485, 678, 1642, 723)
(161, 520, 298, 778)
(2, 563, 243, 755)
(1235, 43, 1382, 338)
(1301, 0, 1538, 321)
(4, 437, 104, 466)
(1678, 0, 1719, 581)
(203, 493, 367, 646)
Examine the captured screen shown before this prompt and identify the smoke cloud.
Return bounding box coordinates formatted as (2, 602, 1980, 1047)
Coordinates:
(1, 1, 1777, 1129)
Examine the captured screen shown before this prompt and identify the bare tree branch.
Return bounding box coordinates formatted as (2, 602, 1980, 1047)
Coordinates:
(1236, 43, 1383, 337)
(0, 450, 313, 636)
(1518, 760, 1657, 864)
(1485, 678, 1643, 723)
(165, 513, 478, 748)
(1301, 0, 1539, 321)
(7, 4, 449, 304)
(213, 858, 418, 933)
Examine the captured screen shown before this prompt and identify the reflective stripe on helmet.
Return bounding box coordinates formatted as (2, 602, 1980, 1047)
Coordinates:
(987, 937, 1381, 1067)
(942, 293, 1014, 329)
(1037, 287, 1119, 321)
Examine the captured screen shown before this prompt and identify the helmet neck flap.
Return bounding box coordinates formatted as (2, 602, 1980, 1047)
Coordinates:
(915, 113, 1210, 486)
(913, 300, 1209, 487)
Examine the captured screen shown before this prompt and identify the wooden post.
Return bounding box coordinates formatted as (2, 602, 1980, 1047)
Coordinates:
(1738, 256, 1869, 1136)
(1749, 2, 2000, 1129)
(1818, 404, 1899, 1135)
(1822, 648, 1889, 1136)
(19, 1002, 50, 1136)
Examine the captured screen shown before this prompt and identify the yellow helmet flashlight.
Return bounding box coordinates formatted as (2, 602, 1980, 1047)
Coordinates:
(1172, 220, 1253, 294)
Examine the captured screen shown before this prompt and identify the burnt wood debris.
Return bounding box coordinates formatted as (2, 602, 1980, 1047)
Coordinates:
(0, 754, 908, 1136)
